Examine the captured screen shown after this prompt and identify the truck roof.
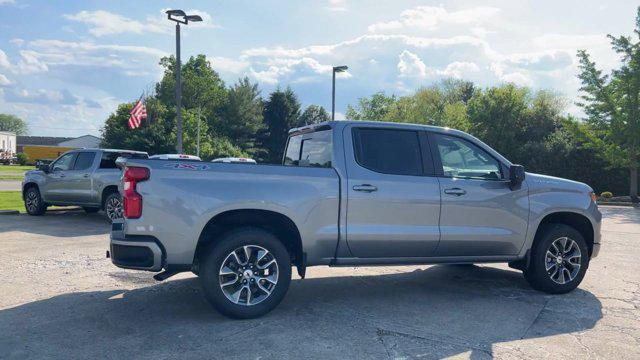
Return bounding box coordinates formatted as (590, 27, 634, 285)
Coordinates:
(288, 120, 464, 137)
(66, 148, 149, 155)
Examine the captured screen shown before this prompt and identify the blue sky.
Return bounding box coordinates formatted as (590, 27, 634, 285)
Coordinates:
(0, 0, 637, 137)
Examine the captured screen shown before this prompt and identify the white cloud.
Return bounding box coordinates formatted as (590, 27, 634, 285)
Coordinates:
(0, 0, 15, 4)
(64, 10, 167, 36)
(369, 6, 500, 33)
(327, 0, 348, 12)
(9, 38, 24, 47)
(499, 72, 533, 86)
(397, 51, 478, 79)
(15, 50, 49, 74)
(248, 57, 350, 84)
(0, 49, 10, 68)
(210, 56, 250, 74)
(0, 74, 11, 86)
(64, 9, 218, 37)
(398, 50, 427, 77)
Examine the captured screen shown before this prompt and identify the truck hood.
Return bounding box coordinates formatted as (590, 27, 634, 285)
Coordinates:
(525, 172, 593, 194)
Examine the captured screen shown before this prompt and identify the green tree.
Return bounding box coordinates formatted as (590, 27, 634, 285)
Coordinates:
(218, 77, 264, 154)
(300, 105, 330, 125)
(467, 84, 530, 159)
(102, 55, 231, 159)
(383, 81, 472, 131)
(346, 92, 396, 120)
(576, 7, 640, 201)
(260, 87, 301, 163)
(0, 114, 28, 135)
(101, 99, 175, 155)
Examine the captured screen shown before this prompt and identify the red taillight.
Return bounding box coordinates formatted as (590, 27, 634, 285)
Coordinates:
(122, 166, 149, 219)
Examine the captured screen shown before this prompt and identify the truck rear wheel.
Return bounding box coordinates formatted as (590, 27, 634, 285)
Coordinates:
(199, 227, 292, 319)
(104, 192, 123, 222)
(523, 223, 589, 294)
(24, 187, 47, 215)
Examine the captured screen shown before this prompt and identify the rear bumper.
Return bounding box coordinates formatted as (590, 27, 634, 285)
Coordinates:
(110, 221, 163, 271)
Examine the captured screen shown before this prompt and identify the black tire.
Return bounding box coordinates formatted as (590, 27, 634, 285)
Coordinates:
(83, 207, 100, 213)
(24, 186, 47, 215)
(200, 227, 292, 319)
(103, 192, 123, 222)
(524, 223, 589, 294)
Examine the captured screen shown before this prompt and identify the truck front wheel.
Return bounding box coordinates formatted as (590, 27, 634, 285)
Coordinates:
(199, 228, 292, 319)
(24, 187, 47, 215)
(523, 223, 589, 294)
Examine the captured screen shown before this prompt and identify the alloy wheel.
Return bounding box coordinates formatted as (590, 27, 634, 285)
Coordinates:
(219, 245, 279, 306)
(25, 191, 39, 213)
(105, 196, 123, 221)
(545, 236, 582, 285)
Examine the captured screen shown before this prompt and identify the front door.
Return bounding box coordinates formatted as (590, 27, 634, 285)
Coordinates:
(429, 132, 529, 256)
(345, 126, 440, 258)
(42, 152, 77, 203)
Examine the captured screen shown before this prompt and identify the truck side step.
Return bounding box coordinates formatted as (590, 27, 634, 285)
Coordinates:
(153, 270, 179, 281)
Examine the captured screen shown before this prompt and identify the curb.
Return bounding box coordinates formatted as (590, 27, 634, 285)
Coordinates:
(0, 210, 19, 215)
(598, 202, 639, 207)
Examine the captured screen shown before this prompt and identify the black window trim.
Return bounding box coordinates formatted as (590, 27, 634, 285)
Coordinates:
(351, 126, 437, 177)
(427, 131, 506, 181)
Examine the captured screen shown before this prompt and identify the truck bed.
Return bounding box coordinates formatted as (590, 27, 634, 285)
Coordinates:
(116, 159, 341, 267)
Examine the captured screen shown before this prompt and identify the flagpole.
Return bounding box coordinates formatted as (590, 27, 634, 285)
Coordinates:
(175, 22, 183, 154)
(197, 107, 201, 158)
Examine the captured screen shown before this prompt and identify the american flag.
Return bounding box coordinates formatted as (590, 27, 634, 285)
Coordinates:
(128, 98, 147, 129)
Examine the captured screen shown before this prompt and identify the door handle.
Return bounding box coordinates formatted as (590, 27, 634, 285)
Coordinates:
(353, 184, 378, 192)
(444, 188, 466, 196)
(58, 173, 66, 178)
(83, 174, 90, 178)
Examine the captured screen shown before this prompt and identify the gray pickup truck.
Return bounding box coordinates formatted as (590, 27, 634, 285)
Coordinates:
(110, 121, 601, 319)
(22, 149, 148, 221)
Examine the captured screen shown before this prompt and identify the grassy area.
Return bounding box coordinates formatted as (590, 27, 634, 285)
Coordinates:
(0, 165, 34, 172)
(0, 165, 33, 181)
(0, 191, 23, 212)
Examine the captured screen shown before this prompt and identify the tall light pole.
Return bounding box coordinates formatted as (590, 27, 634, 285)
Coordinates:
(166, 10, 202, 153)
(332, 65, 348, 120)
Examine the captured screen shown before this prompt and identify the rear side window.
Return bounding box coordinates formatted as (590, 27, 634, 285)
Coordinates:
(100, 152, 147, 169)
(283, 130, 333, 168)
(352, 128, 422, 176)
(73, 152, 96, 170)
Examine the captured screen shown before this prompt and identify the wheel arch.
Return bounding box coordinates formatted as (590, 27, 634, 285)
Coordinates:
(193, 209, 303, 273)
(101, 185, 119, 209)
(22, 182, 39, 200)
(534, 211, 594, 256)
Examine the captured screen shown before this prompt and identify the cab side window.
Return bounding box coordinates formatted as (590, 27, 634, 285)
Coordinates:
(52, 153, 76, 171)
(432, 133, 502, 180)
(73, 152, 96, 170)
(352, 128, 423, 176)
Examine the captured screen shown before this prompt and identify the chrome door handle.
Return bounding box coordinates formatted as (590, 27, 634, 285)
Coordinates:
(353, 184, 378, 192)
(444, 188, 466, 196)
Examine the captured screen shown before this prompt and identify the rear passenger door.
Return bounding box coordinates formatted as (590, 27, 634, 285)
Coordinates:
(69, 151, 97, 204)
(429, 132, 529, 256)
(344, 126, 441, 258)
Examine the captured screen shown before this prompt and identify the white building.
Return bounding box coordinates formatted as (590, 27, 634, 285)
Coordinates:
(0, 131, 17, 155)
